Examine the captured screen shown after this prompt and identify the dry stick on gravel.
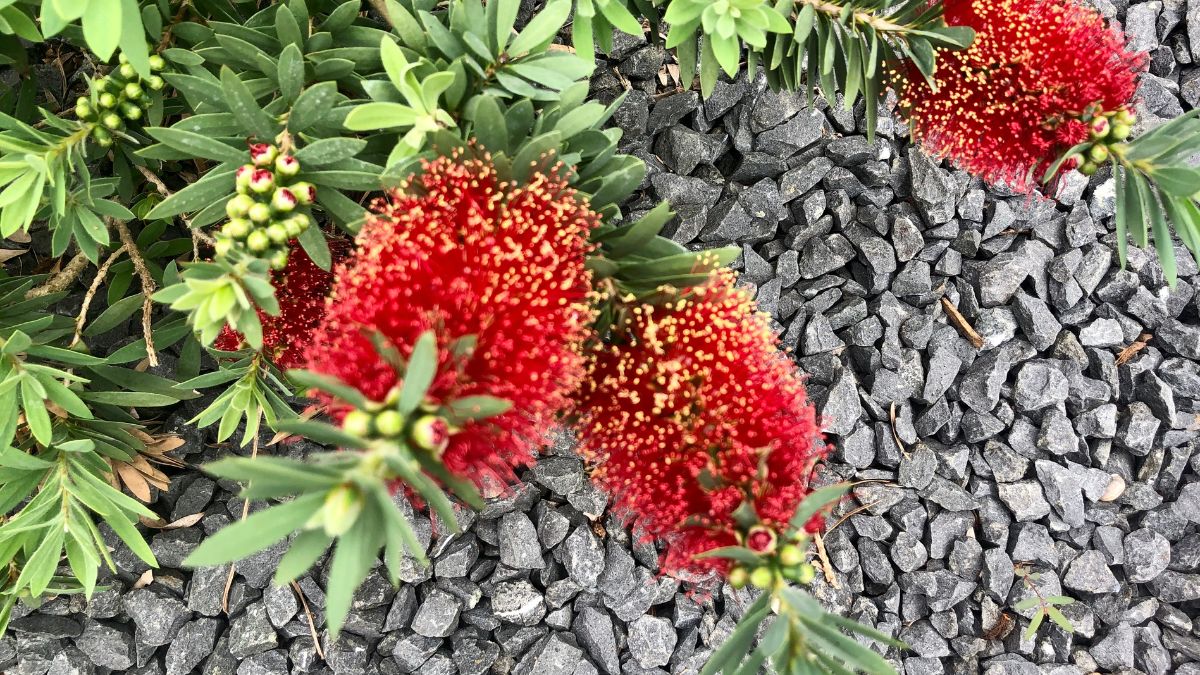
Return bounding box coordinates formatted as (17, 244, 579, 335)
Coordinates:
(292, 581, 327, 661)
(222, 416, 261, 613)
(71, 244, 128, 347)
(111, 218, 159, 368)
(25, 251, 91, 299)
(1115, 332, 1153, 366)
(889, 402, 908, 457)
(812, 532, 840, 590)
(940, 296, 985, 349)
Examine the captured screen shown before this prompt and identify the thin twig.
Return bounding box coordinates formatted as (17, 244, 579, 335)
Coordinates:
(71, 245, 128, 348)
(222, 418, 261, 613)
(134, 164, 215, 248)
(1115, 332, 1152, 366)
(940, 296, 984, 350)
(25, 252, 90, 299)
(812, 532, 840, 590)
(889, 402, 908, 457)
(111, 218, 159, 368)
(292, 580, 327, 661)
(825, 501, 878, 535)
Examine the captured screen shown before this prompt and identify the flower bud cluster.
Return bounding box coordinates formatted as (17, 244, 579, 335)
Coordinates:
(76, 52, 166, 147)
(341, 389, 453, 457)
(217, 143, 316, 270)
(727, 525, 817, 591)
(1074, 107, 1138, 176)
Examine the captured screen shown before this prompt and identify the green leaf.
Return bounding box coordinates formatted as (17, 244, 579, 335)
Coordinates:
(146, 128, 247, 165)
(508, 0, 570, 56)
(273, 419, 369, 449)
(286, 369, 368, 409)
(82, 0, 121, 61)
(491, 0, 520, 52)
(1152, 166, 1200, 197)
(1045, 606, 1074, 633)
(1145, 183, 1178, 286)
(788, 482, 849, 531)
(20, 376, 51, 445)
(596, 0, 642, 36)
(1024, 608, 1046, 641)
(274, 529, 332, 585)
(699, 593, 771, 675)
(294, 138, 368, 168)
(1013, 596, 1042, 611)
(468, 95, 508, 155)
(691, 545, 764, 565)
(325, 509, 380, 637)
(146, 167, 237, 220)
(183, 492, 326, 567)
(398, 331, 437, 415)
(277, 43, 305, 103)
(344, 102, 419, 131)
(445, 395, 512, 421)
(1114, 163, 1130, 268)
(220, 66, 280, 140)
(289, 83, 341, 134)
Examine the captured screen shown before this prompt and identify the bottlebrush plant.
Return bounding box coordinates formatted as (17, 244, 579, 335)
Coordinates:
(0, 0, 1193, 674)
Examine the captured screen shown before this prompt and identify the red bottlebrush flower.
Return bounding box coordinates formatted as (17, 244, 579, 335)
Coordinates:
(575, 269, 824, 577)
(899, 0, 1146, 190)
(215, 242, 342, 369)
(305, 156, 598, 490)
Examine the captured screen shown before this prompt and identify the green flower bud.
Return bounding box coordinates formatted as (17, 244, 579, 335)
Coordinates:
(118, 63, 137, 80)
(1079, 161, 1098, 176)
(269, 249, 289, 270)
(123, 82, 143, 100)
(1089, 117, 1110, 139)
(146, 75, 165, 91)
(75, 101, 92, 120)
(274, 154, 300, 177)
(246, 229, 271, 253)
(98, 92, 118, 109)
(120, 102, 142, 121)
(101, 112, 123, 130)
(266, 222, 289, 245)
(91, 127, 112, 147)
(375, 410, 404, 437)
(779, 544, 804, 567)
(248, 202, 272, 224)
(321, 484, 363, 537)
(342, 409, 373, 437)
(749, 566, 775, 589)
(409, 415, 450, 455)
(794, 562, 816, 584)
(223, 218, 252, 240)
(1110, 123, 1132, 141)
(148, 54, 166, 71)
(225, 194, 256, 219)
(728, 566, 748, 589)
(290, 182, 316, 206)
(235, 165, 255, 193)
(283, 215, 305, 238)
(271, 188, 298, 213)
(214, 237, 233, 257)
(118, 52, 129, 64)
(1115, 108, 1136, 126)
(1088, 145, 1109, 163)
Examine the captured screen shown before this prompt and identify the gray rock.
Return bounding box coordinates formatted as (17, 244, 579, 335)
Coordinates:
(167, 618, 222, 675)
(514, 632, 583, 675)
(996, 481, 1050, 522)
(572, 607, 620, 675)
(1012, 360, 1070, 411)
(491, 581, 545, 627)
(563, 526, 605, 588)
(499, 513, 545, 570)
(1063, 550, 1120, 594)
(627, 615, 676, 669)
(76, 621, 134, 671)
(411, 588, 461, 638)
(1125, 529, 1172, 583)
(228, 603, 277, 658)
(1092, 623, 1135, 670)
(122, 588, 192, 647)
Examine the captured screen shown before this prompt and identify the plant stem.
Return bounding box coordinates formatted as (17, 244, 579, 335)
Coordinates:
(72, 244, 128, 348)
(797, 0, 910, 36)
(111, 219, 159, 368)
(25, 252, 91, 299)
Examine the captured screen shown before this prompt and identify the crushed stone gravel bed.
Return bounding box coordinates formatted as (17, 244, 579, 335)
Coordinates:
(5, 1, 1200, 673)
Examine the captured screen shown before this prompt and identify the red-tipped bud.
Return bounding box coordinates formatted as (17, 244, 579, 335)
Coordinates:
(290, 181, 316, 205)
(746, 525, 778, 555)
(274, 154, 300, 178)
(235, 165, 255, 193)
(409, 415, 450, 455)
(249, 169, 275, 194)
(248, 202, 272, 224)
(249, 143, 278, 167)
(271, 188, 298, 213)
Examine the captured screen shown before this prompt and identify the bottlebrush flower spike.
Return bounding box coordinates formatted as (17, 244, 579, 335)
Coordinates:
(899, 0, 1145, 190)
(575, 269, 824, 577)
(215, 242, 341, 369)
(305, 155, 598, 490)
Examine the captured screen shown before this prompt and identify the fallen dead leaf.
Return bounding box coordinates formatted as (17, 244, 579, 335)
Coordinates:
(133, 569, 154, 589)
(0, 248, 27, 263)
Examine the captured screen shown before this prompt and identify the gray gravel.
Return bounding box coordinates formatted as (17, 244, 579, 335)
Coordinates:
(5, 1, 1200, 674)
